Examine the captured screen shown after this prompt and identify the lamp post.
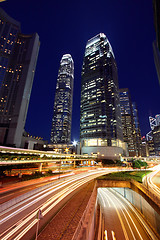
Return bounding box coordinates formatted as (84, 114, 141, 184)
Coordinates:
(64, 147, 69, 166)
(72, 140, 78, 154)
(54, 148, 61, 179)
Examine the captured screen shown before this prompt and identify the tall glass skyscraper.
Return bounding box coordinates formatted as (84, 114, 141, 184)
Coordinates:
(0, 8, 40, 147)
(80, 33, 124, 156)
(51, 54, 74, 144)
(153, 0, 160, 84)
(132, 102, 142, 156)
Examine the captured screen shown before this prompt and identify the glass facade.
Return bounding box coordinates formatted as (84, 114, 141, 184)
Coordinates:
(132, 102, 142, 156)
(0, 9, 40, 147)
(51, 54, 74, 144)
(153, 0, 160, 85)
(80, 33, 123, 147)
(153, 0, 160, 51)
(119, 89, 137, 156)
(153, 125, 160, 156)
(0, 8, 20, 88)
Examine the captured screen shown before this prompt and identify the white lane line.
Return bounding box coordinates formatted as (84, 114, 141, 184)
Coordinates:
(110, 188, 158, 240)
(111, 195, 136, 240)
(105, 189, 135, 240)
(1, 171, 103, 223)
(98, 190, 106, 208)
(13, 219, 37, 240)
(108, 189, 143, 240)
(111, 230, 116, 240)
(103, 189, 129, 240)
(101, 188, 111, 207)
(0, 177, 74, 217)
(1, 171, 109, 240)
(104, 230, 108, 240)
(1, 179, 88, 240)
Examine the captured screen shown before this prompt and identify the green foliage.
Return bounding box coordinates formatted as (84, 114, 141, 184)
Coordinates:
(97, 170, 151, 183)
(133, 160, 148, 169)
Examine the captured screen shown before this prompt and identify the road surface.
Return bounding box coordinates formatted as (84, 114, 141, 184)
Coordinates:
(0, 169, 111, 240)
(143, 164, 160, 197)
(98, 188, 158, 240)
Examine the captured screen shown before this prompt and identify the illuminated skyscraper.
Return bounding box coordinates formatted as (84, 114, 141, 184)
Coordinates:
(132, 102, 142, 156)
(80, 33, 125, 157)
(153, 125, 160, 156)
(153, 0, 160, 84)
(0, 8, 40, 147)
(119, 88, 137, 156)
(51, 54, 74, 144)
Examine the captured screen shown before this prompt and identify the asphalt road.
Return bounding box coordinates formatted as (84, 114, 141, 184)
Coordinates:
(152, 170, 160, 188)
(143, 164, 160, 197)
(0, 169, 111, 240)
(0, 178, 64, 204)
(98, 188, 158, 240)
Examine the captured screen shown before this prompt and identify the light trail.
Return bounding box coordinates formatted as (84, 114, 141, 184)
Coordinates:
(109, 188, 158, 240)
(0, 169, 110, 240)
(98, 188, 158, 240)
(0, 170, 106, 219)
(111, 231, 116, 240)
(104, 230, 108, 240)
(143, 164, 160, 196)
(101, 189, 130, 240)
(1, 177, 90, 240)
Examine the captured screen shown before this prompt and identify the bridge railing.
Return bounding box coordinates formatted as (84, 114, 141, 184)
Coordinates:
(72, 181, 97, 240)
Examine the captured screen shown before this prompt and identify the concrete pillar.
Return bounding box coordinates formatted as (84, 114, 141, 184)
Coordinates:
(39, 163, 43, 172)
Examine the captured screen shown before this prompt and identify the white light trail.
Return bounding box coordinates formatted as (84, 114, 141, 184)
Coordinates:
(0, 169, 110, 240)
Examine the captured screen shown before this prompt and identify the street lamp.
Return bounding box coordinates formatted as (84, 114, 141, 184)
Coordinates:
(72, 140, 78, 154)
(65, 147, 69, 154)
(72, 140, 78, 146)
(54, 148, 58, 153)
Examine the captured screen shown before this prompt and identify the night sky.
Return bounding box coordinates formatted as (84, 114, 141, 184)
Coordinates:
(1, 0, 160, 142)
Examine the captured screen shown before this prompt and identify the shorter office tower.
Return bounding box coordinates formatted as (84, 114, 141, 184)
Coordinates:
(152, 125, 160, 156)
(0, 8, 40, 147)
(147, 139, 156, 156)
(51, 54, 74, 144)
(132, 102, 142, 156)
(141, 136, 149, 157)
(153, 0, 160, 84)
(80, 33, 127, 159)
(146, 114, 160, 156)
(119, 88, 138, 157)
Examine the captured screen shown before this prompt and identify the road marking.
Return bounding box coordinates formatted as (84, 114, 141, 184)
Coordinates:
(111, 230, 116, 240)
(111, 188, 158, 240)
(104, 230, 108, 240)
(104, 190, 129, 240)
(1, 171, 110, 239)
(101, 189, 111, 207)
(98, 190, 106, 207)
(109, 189, 143, 240)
